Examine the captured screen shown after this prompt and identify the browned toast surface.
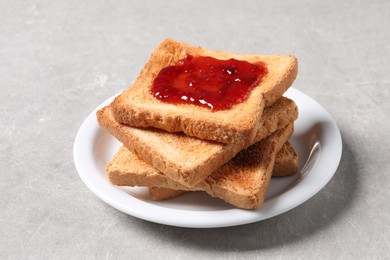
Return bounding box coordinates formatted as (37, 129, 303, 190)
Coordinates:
(107, 124, 294, 209)
(97, 97, 298, 187)
(110, 38, 298, 143)
(148, 187, 186, 201)
(149, 141, 298, 200)
(272, 141, 299, 177)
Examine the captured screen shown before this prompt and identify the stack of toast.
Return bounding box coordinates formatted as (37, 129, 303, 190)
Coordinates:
(97, 39, 299, 209)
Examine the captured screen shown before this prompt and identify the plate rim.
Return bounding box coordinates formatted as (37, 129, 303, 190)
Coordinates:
(73, 88, 342, 228)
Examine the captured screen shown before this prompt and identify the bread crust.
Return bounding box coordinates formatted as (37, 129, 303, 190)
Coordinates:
(148, 187, 186, 201)
(107, 124, 294, 209)
(97, 97, 298, 187)
(110, 38, 298, 144)
(148, 141, 298, 200)
(272, 141, 299, 177)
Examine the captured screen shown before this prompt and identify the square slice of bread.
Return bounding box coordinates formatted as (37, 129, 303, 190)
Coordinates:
(107, 124, 294, 209)
(111, 38, 298, 144)
(97, 97, 298, 187)
(149, 141, 298, 200)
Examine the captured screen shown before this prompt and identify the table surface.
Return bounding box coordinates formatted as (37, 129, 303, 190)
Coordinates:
(1, 0, 389, 259)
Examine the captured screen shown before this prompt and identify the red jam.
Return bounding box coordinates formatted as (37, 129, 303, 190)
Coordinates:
(151, 55, 268, 111)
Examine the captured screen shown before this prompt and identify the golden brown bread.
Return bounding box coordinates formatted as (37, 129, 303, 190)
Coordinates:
(110, 38, 298, 144)
(97, 97, 298, 187)
(107, 124, 294, 209)
(149, 141, 298, 200)
(272, 141, 299, 177)
(148, 187, 186, 201)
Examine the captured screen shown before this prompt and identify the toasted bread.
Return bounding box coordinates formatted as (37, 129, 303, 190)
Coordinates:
(107, 124, 294, 209)
(111, 38, 298, 144)
(97, 97, 298, 187)
(148, 187, 186, 201)
(272, 141, 299, 177)
(149, 141, 298, 200)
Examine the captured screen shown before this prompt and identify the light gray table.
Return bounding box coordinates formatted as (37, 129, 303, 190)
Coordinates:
(1, 0, 389, 259)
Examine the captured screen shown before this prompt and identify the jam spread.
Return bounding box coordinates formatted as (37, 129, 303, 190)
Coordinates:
(151, 55, 268, 111)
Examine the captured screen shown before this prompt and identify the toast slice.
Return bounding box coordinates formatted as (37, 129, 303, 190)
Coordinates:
(149, 141, 298, 200)
(148, 187, 186, 201)
(111, 38, 298, 144)
(107, 124, 294, 209)
(272, 141, 299, 177)
(97, 97, 298, 187)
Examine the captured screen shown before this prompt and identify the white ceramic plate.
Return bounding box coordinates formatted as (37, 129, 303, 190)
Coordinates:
(73, 88, 342, 228)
